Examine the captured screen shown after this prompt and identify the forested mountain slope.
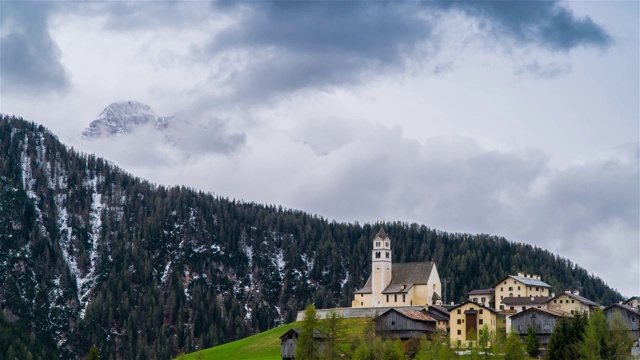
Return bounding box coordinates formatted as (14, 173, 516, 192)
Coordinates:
(0, 115, 623, 359)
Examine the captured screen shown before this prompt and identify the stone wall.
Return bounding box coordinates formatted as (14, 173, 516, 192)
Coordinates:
(295, 306, 424, 322)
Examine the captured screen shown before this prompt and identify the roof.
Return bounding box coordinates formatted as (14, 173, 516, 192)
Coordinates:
(494, 275, 551, 288)
(354, 261, 436, 294)
(422, 309, 449, 322)
(604, 303, 640, 316)
(549, 292, 598, 307)
(432, 292, 441, 301)
(376, 228, 389, 240)
(625, 296, 640, 304)
(378, 308, 436, 322)
(279, 328, 330, 340)
(509, 307, 572, 319)
(428, 305, 451, 317)
(468, 288, 494, 296)
(382, 284, 413, 294)
(449, 301, 502, 316)
(501, 296, 550, 306)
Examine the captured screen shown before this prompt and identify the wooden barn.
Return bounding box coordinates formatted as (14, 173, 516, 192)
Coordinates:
(510, 307, 571, 346)
(604, 303, 640, 343)
(279, 328, 328, 360)
(374, 308, 436, 339)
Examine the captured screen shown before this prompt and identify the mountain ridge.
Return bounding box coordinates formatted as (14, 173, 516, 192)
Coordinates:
(0, 114, 624, 359)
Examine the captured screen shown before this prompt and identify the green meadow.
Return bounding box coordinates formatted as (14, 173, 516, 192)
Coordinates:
(177, 318, 371, 360)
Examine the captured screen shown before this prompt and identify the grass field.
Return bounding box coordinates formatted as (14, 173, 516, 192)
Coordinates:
(177, 318, 372, 360)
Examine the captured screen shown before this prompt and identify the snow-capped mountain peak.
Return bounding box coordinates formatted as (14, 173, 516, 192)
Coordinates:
(81, 101, 162, 139)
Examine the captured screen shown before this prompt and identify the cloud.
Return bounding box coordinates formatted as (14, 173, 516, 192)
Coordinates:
(191, 0, 612, 104)
(0, 1, 69, 94)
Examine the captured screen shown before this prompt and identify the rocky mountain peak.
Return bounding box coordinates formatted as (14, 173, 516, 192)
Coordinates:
(81, 101, 166, 139)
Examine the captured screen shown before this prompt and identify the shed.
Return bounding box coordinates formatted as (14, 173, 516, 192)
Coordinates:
(374, 308, 436, 339)
(279, 328, 328, 360)
(604, 303, 640, 342)
(510, 307, 571, 346)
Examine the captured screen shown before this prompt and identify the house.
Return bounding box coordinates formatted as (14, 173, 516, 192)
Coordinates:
(547, 291, 598, 316)
(494, 273, 551, 311)
(352, 229, 442, 308)
(423, 305, 450, 335)
(468, 288, 494, 308)
(625, 296, 640, 311)
(374, 308, 437, 339)
(280, 328, 329, 360)
(500, 295, 550, 331)
(510, 307, 572, 346)
(449, 301, 505, 346)
(603, 303, 640, 343)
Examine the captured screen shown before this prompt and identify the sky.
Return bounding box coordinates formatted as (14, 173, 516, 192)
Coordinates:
(1, 0, 638, 297)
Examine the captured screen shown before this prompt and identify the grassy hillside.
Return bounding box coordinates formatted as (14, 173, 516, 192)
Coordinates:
(178, 318, 371, 360)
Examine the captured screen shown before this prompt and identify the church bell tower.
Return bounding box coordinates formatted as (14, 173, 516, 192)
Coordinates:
(371, 228, 392, 307)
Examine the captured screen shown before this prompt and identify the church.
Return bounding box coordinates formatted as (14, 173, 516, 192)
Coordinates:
(351, 228, 442, 308)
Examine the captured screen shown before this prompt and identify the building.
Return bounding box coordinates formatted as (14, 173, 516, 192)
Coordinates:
(280, 328, 328, 360)
(510, 307, 572, 347)
(500, 296, 550, 331)
(625, 296, 640, 311)
(449, 301, 505, 346)
(603, 303, 640, 343)
(547, 291, 598, 316)
(374, 308, 437, 339)
(352, 229, 442, 308)
(494, 273, 551, 310)
(423, 305, 450, 335)
(468, 288, 494, 308)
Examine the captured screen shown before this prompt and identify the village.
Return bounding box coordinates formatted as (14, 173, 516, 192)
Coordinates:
(284, 229, 640, 359)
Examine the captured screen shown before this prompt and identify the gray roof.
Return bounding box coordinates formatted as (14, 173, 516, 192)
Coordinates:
(494, 275, 551, 288)
(376, 228, 389, 239)
(468, 288, 494, 296)
(625, 296, 640, 304)
(354, 262, 435, 294)
(604, 303, 640, 316)
(382, 284, 413, 294)
(509, 307, 572, 319)
(501, 296, 550, 306)
(549, 292, 598, 307)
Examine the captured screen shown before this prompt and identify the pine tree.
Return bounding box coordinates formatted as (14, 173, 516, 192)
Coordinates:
(87, 345, 99, 360)
(504, 330, 526, 360)
(525, 325, 539, 357)
(296, 304, 319, 360)
(580, 309, 611, 360)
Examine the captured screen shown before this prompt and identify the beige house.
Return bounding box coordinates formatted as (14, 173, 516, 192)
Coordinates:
(449, 301, 505, 346)
(494, 273, 551, 309)
(468, 288, 495, 308)
(625, 296, 640, 311)
(352, 229, 442, 308)
(547, 291, 598, 316)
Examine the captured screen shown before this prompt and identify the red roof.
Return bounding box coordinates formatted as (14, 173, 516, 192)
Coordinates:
(394, 309, 436, 322)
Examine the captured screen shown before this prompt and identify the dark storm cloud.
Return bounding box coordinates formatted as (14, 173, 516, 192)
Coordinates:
(0, 1, 69, 94)
(435, 0, 612, 51)
(201, 0, 612, 102)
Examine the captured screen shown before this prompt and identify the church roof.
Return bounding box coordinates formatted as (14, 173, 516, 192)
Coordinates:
(354, 262, 436, 294)
(376, 227, 389, 239)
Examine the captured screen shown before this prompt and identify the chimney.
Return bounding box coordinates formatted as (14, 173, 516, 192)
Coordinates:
(551, 292, 555, 298)
(573, 290, 579, 295)
(565, 290, 571, 294)
(518, 272, 524, 277)
(530, 296, 534, 302)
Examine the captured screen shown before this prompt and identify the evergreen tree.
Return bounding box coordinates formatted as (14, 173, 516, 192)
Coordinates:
(320, 310, 347, 360)
(504, 330, 526, 360)
(525, 325, 539, 358)
(296, 304, 319, 360)
(87, 345, 99, 360)
(580, 309, 611, 360)
(608, 311, 634, 358)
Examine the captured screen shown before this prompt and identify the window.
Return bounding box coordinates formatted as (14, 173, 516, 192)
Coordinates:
(402, 295, 406, 303)
(572, 300, 575, 304)
(501, 287, 504, 291)
(529, 287, 532, 291)
(510, 306, 515, 310)
(554, 300, 557, 303)
(457, 309, 461, 314)
(361, 294, 363, 298)
(514, 281, 516, 284)
(385, 252, 390, 259)
(509, 287, 513, 291)
(385, 241, 389, 247)
(536, 324, 541, 330)
(518, 286, 521, 290)
(375, 252, 381, 259)
(376, 241, 380, 247)
(500, 305, 504, 310)
(386, 295, 389, 302)
(509, 293, 513, 297)
(394, 295, 397, 302)
(571, 310, 574, 314)
(457, 330, 461, 336)
(479, 309, 483, 314)
(481, 297, 486, 303)
(522, 306, 526, 311)
(544, 324, 551, 331)
(391, 321, 395, 326)
(457, 319, 462, 325)
(361, 302, 363, 306)
(479, 319, 484, 325)
(501, 296, 504, 300)
(536, 287, 539, 291)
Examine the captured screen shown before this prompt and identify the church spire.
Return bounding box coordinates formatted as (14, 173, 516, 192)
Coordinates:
(376, 227, 389, 239)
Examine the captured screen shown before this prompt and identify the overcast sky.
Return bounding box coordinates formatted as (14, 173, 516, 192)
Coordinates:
(1, 0, 638, 297)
